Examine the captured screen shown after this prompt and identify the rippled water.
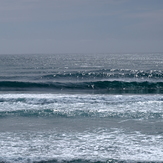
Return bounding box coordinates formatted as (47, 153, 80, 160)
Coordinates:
(0, 53, 163, 163)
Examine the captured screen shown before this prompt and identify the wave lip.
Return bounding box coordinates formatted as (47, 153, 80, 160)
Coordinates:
(0, 80, 163, 94)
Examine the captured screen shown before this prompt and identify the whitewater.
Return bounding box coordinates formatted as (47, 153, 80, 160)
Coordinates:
(0, 53, 163, 163)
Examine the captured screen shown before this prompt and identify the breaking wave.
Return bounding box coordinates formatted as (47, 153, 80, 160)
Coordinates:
(0, 80, 163, 93)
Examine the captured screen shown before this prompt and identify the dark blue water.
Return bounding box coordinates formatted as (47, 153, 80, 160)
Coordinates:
(0, 53, 163, 94)
(0, 53, 163, 163)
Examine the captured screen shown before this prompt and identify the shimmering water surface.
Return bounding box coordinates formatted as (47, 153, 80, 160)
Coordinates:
(0, 53, 163, 163)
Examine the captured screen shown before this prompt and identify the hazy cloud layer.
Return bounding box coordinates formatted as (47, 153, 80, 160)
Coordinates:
(0, 0, 163, 54)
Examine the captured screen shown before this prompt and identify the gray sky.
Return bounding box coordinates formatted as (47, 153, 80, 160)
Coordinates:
(0, 0, 163, 54)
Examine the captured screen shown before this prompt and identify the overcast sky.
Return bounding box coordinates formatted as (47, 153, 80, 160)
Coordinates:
(0, 0, 163, 54)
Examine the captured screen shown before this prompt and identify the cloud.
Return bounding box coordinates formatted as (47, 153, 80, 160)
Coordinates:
(0, 0, 163, 53)
(0, 0, 129, 23)
(125, 9, 163, 20)
(0, 0, 39, 22)
(121, 9, 163, 39)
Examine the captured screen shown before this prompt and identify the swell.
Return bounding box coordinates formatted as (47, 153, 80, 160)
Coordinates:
(0, 158, 161, 163)
(41, 69, 163, 79)
(33, 159, 161, 163)
(32, 159, 148, 163)
(0, 80, 163, 94)
(1, 69, 163, 83)
(1, 108, 163, 120)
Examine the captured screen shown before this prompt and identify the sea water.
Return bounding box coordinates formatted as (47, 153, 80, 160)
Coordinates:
(0, 53, 163, 163)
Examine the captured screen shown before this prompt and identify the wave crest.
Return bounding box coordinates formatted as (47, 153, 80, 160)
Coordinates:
(0, 80, 163, 94)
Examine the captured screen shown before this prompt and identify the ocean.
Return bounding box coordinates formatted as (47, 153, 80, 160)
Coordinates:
(0, 53, 163, 163)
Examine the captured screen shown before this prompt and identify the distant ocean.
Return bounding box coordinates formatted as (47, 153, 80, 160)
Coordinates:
(0, 53, 163, 163)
